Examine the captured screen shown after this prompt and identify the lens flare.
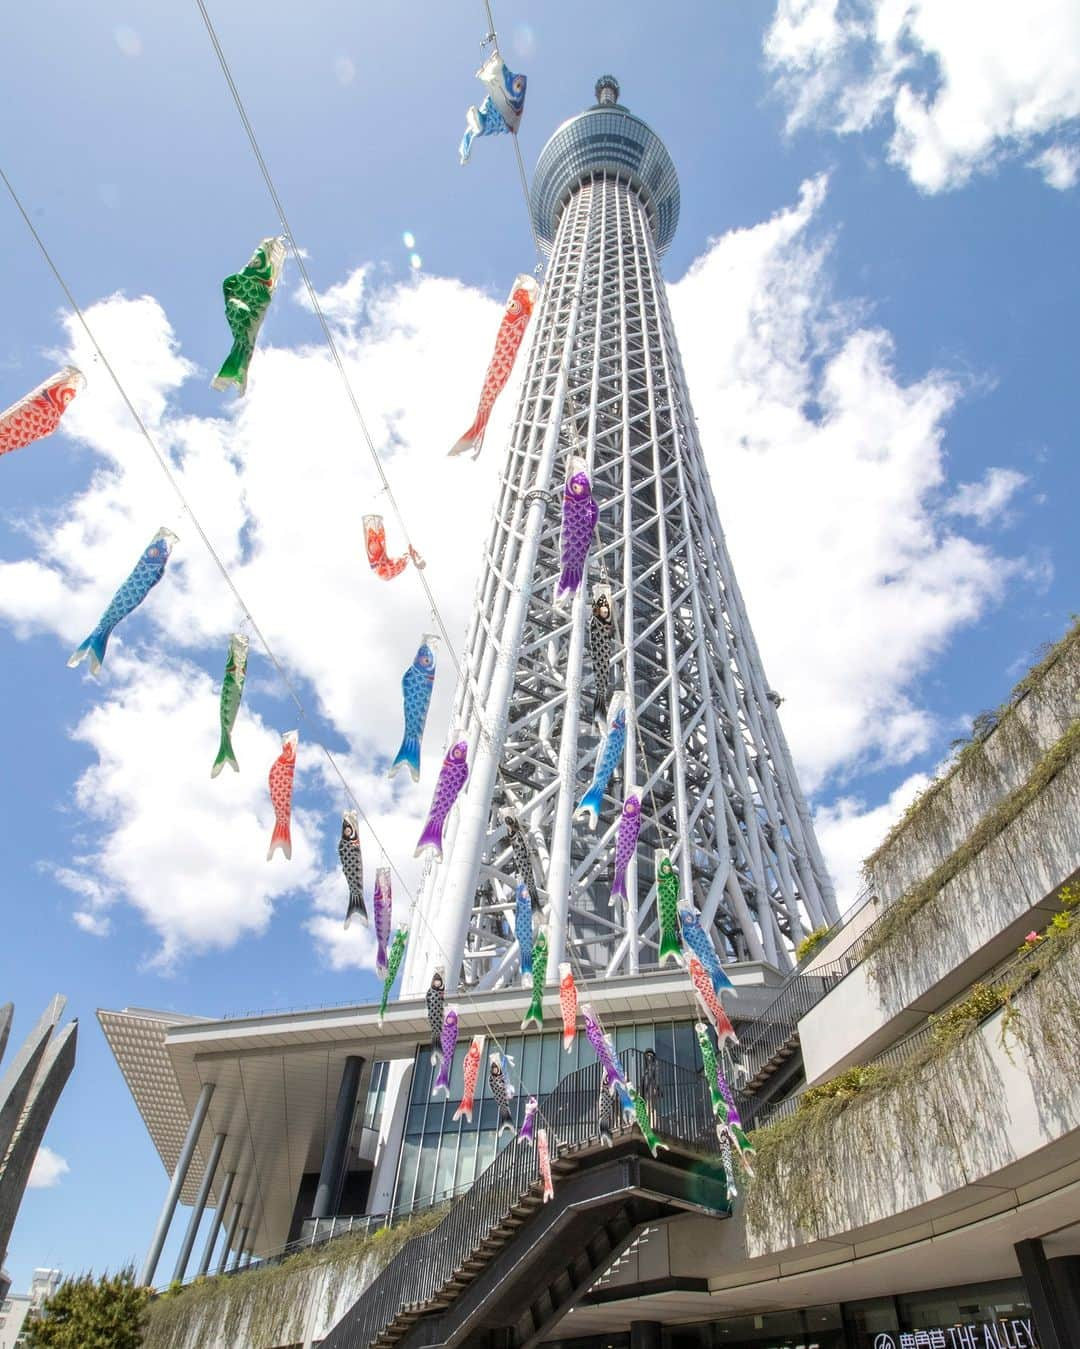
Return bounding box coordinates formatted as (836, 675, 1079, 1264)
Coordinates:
(512, 23, 536, 59)
(410, 254, 423, 271)
(402, 231, 416, 250)
(114, 25, 142, 57)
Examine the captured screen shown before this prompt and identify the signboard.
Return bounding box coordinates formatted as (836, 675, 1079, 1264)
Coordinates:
(871, 1324, 1038, 1349)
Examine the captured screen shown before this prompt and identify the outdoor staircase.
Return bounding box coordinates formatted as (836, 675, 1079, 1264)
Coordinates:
(320, 1051, 730, 1349)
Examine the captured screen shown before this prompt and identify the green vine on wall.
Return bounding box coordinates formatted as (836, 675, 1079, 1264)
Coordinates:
(863, 617, 1080, 877)
(860, 717, 1080, 972)
(142, 1207, 449, 1349)
(745, 885, 1080, 1247)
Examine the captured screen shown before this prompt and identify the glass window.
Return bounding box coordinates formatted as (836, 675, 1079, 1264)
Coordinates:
(414, 1135, 437, 1207)
(663, 1306, 844, 1347)
(520, 1033, 541, 1092)
(539, 1031, 561, 1094)
(898, 1278, 1034, 1343)
(674, 1022, 697, 1071)
(392, 1023, 702, 1212)
(395, 1136, 420, 1211)
(615, 1024, 636, 1052)
(363, 1059, 388, 1129)
(434, 1133, 458, 1203)
(411, 1054, 437, 1103)
(455, 1143, 477, 1192)
(843, 1295, 898, 1336)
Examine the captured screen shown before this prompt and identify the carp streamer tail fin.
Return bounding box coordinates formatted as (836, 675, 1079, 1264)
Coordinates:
(67, 626, 109, 677)
(414, 819, 445, 861)
(267, 819, 292, 862)
(211, 730, 239, 778)
(211, 338, 253, 394)
(389, 732, 421, 782)
(575, 785, 602, 831)
(658, 928, 683, 967)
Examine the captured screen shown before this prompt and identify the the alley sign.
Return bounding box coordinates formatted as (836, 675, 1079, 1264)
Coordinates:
(871, 1322, 1038, 1349)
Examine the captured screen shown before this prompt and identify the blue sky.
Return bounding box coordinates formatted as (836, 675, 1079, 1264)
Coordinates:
(1, 0, 1077, 1290)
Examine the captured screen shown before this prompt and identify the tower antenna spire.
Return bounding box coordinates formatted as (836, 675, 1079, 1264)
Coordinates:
(595, 74, 620, 105)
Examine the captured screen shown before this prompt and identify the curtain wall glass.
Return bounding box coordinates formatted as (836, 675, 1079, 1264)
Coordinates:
(391, 1018, 702, 1212)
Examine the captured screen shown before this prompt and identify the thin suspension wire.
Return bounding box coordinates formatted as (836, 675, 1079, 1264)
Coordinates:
(194, 0, 619, 1118)
(480, 0, 545, 272)
(192, 0, 461, 670)
(0, 163, 411, 900)
(192, 0, 633, 1112)
(512, 138, 545, 272)
(0, 163, 557, 1124)
(192, 0, 519, 763)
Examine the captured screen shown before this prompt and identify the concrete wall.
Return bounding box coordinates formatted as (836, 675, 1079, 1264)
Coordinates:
(749, 929, 1080, 1261)
(143, 1213, 441, 1349)
(800, 744, 1080, 1086)
(800, 892, 882, 973)
(0, 1294, 31, 1349)
(867, 632, 1078, 910)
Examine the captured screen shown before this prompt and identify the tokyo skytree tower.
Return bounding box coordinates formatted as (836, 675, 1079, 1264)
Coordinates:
(405, 77, 836, 996)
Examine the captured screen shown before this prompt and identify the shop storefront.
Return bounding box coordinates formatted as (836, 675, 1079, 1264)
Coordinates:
(546, 1277, 1040, 1349)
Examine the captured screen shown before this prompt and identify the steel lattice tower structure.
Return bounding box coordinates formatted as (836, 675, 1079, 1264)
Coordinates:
(405, 78, 836, 997)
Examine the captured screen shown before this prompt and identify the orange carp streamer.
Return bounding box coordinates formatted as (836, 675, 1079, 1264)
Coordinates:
(450, 275, 538, 459)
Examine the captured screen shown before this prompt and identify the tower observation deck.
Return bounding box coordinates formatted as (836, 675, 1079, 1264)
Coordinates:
(404, 78, 836, 997)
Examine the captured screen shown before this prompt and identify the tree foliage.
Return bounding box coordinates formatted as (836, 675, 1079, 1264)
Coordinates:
(23, 1266, 150, 1349)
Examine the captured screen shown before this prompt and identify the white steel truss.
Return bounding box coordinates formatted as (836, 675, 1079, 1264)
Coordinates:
(404, 168, 837, 997)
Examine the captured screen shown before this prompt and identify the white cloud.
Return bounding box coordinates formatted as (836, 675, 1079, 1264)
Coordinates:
(51, 867, 115, 936)
(0, 181, 1036, 963)
(65, 653, 322, 969)
(765, 0, 1080, 192)
(945, 466, 1027, 525)
(0, 273, 508, 967)
(1032, 143, 1080, 189)
(814, 772, 931, 907)
(28, 1145, 70, 1189)
(669, 178, 1025, 789)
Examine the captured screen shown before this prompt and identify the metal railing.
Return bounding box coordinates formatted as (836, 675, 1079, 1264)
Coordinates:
(211, 892, 867, 1024)
(322, 1048, 721, 1349)
(219, 996, 375, 1021)
(163, 1189, 468, 1292)
(744, 934, 1051, 1132)
(736, 889, 884, 1089)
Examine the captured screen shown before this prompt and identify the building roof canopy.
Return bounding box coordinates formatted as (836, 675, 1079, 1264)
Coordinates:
(99, 964, 781, 1258)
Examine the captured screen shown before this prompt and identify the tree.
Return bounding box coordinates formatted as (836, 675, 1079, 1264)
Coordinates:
(22, 1266, 149, 1349)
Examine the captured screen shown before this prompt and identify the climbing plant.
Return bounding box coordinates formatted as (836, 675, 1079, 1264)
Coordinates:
(745, 886, 1080, 1251)
(863, 616, 1079, 877)
(861, 715, 1080, 976)
(795, 926, 831, 964)
(142, 1207, 448, 1349)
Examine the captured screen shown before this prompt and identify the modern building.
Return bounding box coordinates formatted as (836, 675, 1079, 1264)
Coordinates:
(0, 998, 77, 1301)
(105, 80, 1080, 1349)
(0, 1268, 61, 1349)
